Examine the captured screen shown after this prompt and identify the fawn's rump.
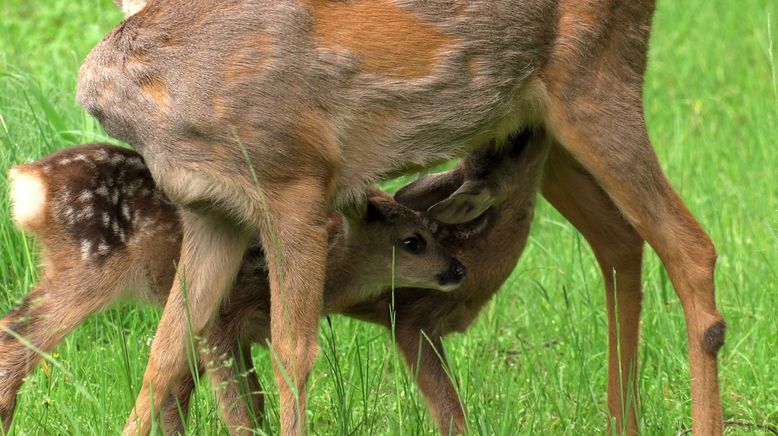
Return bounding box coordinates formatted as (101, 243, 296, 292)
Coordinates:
(8, 166, 48, 232)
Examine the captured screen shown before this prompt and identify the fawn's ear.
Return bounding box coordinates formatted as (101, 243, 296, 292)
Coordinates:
(394, 170, 464, 212)
(427, 180, 493, 224)
(364, 198, 388, 223)
(343, 189, 394, 223)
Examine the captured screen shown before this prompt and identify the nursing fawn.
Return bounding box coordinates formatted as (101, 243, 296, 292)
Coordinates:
(1, 143, 464, 433)
(342, 130, 544, 434)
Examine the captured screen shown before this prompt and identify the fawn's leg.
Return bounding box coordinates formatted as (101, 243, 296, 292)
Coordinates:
(394, 319, 464, 435)
(543, 42, 725, 432)
(233, 341, 264, 432)
(542, 143, 644, 435)
(0, 283, 114, 431)
(260, 178, 329, 436)
(202, 324, 264, 433)
(159, 363, 202, 435)
(124, 210, 250, 435)
(239, 342, 264, 430)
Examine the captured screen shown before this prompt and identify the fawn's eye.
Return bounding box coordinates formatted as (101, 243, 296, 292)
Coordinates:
(401, 234, 426, 254)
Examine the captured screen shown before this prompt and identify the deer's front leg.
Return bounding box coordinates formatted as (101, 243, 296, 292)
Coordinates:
(124, 210, 250, 435)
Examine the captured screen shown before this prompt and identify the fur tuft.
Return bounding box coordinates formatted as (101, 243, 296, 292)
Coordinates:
(8, 166, 48, 231)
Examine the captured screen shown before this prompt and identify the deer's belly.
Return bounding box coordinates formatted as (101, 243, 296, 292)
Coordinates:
(328, 76, 548, 204)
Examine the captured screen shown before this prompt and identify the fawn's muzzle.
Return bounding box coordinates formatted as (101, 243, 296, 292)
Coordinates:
(437, 258, 467, 291)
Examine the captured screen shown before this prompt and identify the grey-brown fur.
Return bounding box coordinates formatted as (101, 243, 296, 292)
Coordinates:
(77, 1, 725, 434)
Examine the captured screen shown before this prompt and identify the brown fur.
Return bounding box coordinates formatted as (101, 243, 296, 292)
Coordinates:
(139, 75, 171, 114)
(1, 144, 463, 434)
(80, 1, 725, 434)
(306, 0, 453, 78)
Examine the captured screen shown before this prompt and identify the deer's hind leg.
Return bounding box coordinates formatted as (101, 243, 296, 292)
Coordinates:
(259, 176, 331, 436)
(542, 143, 644, 435)
(124, 209, 251, 435)
(542, 17, 724, 432)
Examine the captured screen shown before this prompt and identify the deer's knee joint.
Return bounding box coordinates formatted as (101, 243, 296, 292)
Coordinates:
(702, 319, 726, 356)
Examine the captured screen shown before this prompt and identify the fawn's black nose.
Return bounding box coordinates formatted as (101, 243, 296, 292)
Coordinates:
(437, 258, 467, 287)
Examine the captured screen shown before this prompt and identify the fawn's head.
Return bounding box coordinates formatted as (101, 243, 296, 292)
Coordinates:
(339, 188, 466, 293)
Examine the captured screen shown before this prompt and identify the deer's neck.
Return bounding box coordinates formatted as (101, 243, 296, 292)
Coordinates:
(453, 195, 537, 307)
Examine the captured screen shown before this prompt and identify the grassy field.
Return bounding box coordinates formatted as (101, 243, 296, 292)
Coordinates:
(1, 0, 776, 434)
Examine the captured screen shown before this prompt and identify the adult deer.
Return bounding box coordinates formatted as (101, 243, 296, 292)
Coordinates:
(77, 0, 724, 434)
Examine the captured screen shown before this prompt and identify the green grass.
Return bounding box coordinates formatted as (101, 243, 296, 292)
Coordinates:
(1, 0, 776, 434)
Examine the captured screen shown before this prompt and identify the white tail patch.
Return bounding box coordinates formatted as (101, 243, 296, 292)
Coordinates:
(119, 0, 147, 17)
(8, 167, 48, 231)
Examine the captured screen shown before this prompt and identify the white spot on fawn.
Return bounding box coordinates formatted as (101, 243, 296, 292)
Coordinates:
(121, 204, 131, 221)
(77, 189, 94, 202)
(126, 156, 145, 170)
(8, 167, 48, 231)
(76, 205, 95, 220)
(102, 212, 111, 228)
(96, 185, 109, 197)
(80, 240, 93, 259)
(109, 154, 126, 165)
(72, 154, 94, 167)
(64, 206, 76, 224)
(97, 240, 110, 256)
(95, 148, 109, 162)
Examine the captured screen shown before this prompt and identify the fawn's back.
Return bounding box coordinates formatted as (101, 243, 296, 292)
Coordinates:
(9, 144, 182, 305)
